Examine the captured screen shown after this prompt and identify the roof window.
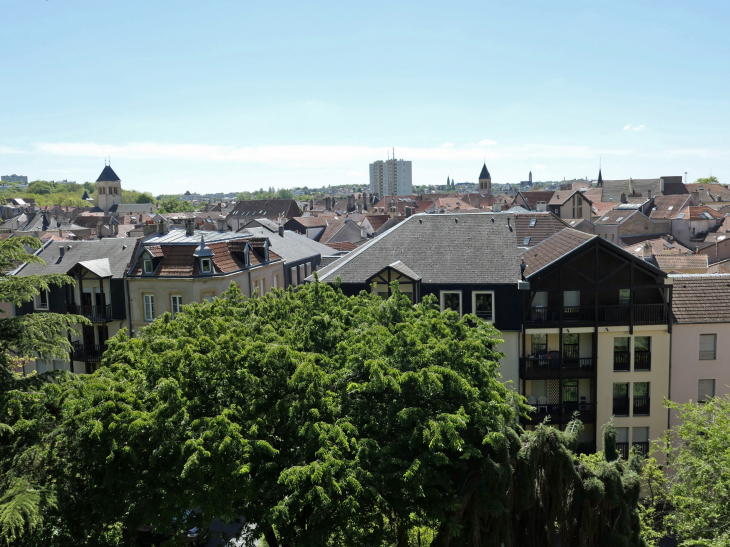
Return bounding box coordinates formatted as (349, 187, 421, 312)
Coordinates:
(616, 217, 624, 222)
(529, 219, 537, 227)
(667, 206, 673, 210)
(523, 237, 531, 245)
(677, 213, 685, 219)
(601, 216, 609, 221)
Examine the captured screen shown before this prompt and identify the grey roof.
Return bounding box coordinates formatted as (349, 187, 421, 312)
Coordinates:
(313, 213, 520, 285)
(78, 258, 113, 277)
(96, 165, 120, 182)
(144, 227, 241, 245)
(244, 227, 335, 264)
(109, 203, 154, 214)
(386, 260, 421, 281)
(15, 238, 138, 279)
(193, 235, 214, 257)
(479, 163, 491, 179)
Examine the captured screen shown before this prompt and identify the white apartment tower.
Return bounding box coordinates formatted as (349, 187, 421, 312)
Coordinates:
(369, 155, 412, 198)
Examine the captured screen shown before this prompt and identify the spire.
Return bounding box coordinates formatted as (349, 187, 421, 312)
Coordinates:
(597, 169, 603, 187)
(193, 235, 214, 257)
(479, 162, 491, 180)
(96, 165, 120, 182)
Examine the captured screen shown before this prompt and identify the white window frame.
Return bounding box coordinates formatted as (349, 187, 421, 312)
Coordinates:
(440, 290, 463, 317)
(200, 258, 212, 274)
(35, 289, 50, 310)
(143, 294, 155, 322)
(699, 334, 717, 360)
(170, 295, 182, 318)
(472, 291, 495, 322)
(143, 258, 154, 274)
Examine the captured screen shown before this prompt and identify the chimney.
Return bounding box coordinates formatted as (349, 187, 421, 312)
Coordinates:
(357, 203, 362, 214)
(536, 202, 547, 212)
(59, 228, 63, 239)
(308, 199, 314, 211)
(279, 225, 285, 237)
(158, 220, 166, 235)
(185, 218, 194, 236)
(641, 242, 652, 260)
(325, 197, 331, 210)
(58, 245, 65, 258)
(660, 178, 665, 193)
(493, 203, 502, 212)
(217, 217, 227, 232)
(405, 206, 413, 217)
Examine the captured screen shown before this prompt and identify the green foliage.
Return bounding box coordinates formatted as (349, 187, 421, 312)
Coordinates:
(157, 197, 195, 213)
(277, 188, 293, 199)
(693, 176, 719, 185)
(134, 191, 155, 204)
(644, 397, 730, 546)
(0, 281, 646, 546)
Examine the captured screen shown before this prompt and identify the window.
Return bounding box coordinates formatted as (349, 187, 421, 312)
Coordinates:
(440, 291, 462, 316)
(613, 383, 630, 416)
(36, 359, 48, 374)
(272, 274, 279, 290)
(676, 213, 685, 219)
(523, 237, 531, 245)
(616, 427, 630, 459)
(633, 382, 650, 415)
(201, 292, 215, 303)
(698, 379, 715, 402)
(533, 291, 548, 307)
(699, 334, 717, 360)
(619, 289, 631, 305)
(529, 219, 537, 227)
(563, 290, 580, 307)
(634, 336, 651, 370)
(200, 258, 212, 274)
(143, 258, 154, 274)
(632, 427, 650, 456)
(52, 360, 65, 371)
(472, 291, 494, 321)
(35, 289, 49, 310)
(170, 295, 182, 318)
(143, 294, 155, 322)
(291, 267, 298, 288)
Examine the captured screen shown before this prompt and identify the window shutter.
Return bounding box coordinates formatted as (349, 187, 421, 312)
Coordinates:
(698, 379, 715, 401)
(699, 334, 717, 360)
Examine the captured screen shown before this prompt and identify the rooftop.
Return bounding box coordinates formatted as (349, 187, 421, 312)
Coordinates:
(671, 274, 730, 323)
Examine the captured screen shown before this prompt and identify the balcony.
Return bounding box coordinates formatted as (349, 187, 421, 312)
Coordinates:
(72, 342, 107, 363)
(633, 396, 650, 416)
(632, 441, 650, 457)
(519, 357, 595, 380)
(67, 304, 111, 324)
(615, 441, 650, 459)
(521, 402, 596, 426)
(634, 352, 651, 371)
(525, 304, 668, 328)
(613, 397, 630, 416)
(616, 442, 630, 460)
(613, 351, 630, 372)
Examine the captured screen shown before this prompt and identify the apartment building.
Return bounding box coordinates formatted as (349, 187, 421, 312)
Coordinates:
(13, 238, 137, 374)
(369, 158, 413, 198)
(669, 274, 730, 427)
(519, 229, 672, 455)
(125, 226, 284, 335)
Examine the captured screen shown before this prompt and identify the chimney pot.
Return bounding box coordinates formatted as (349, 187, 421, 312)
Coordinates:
(58, 245, 65, 258)
(279, 225, 285, 237)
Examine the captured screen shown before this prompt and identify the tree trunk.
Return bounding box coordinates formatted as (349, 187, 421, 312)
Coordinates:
(264, 525, 279, 547)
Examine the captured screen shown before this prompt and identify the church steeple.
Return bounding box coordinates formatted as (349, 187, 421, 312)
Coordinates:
(478, 162, 492, 195)
(597, 169, 603, 187)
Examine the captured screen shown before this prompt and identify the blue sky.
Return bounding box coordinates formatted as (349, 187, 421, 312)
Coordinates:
(2, 0, 729, 194)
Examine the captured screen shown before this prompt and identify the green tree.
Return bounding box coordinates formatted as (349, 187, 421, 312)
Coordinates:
(693, 176, 719, 185)
(157, 197, 195, 213)
(276, 188, 293, 200)
(134, 192, 155, 204)
(25, 181, 54, 195)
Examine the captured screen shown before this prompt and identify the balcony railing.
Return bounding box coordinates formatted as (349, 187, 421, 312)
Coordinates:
(632, 441, 650, 457)
(613, 351, 630, 371)
(616, 442, 630, 460)
(519, 357, 595, 379)
(633, 396, 650, 416)
(613, 397, 630, 416)
(67, 304, 111, 323)
(72, 342, 107, 363)
(634, 352, 651, 371)
(521, 402, 596, 425)
(526, 304, 668, 327)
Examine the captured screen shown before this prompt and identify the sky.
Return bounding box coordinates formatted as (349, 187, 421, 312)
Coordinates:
(2, 0, 730, 195)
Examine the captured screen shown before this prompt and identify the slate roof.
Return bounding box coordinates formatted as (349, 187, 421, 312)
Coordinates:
(96, 165, 120, 182)
(648, 195, 695, 219)
(110, 203, 155, 214)
(601, 177, 687, 203)
(228, 199, 300, 221)
(513, 191, 555, 210)
(672, 205, 724, 221)
(622, 237, 691, 257)
(479, 163, 491, 179)
(685, 183, 730, 204)
(548, 190, 592, 206)
(518, 229, 596, 278)
(594, 209, 639, 224)
(244, 227, 334, 263)
(15, 238, 137, 279)
(671, 274, 730, 323)
(513, 212, 570, 247)
(313, 213, 520, 285)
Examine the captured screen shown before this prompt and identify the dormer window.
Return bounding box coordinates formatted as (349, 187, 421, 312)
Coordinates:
(143, 258, 154, 274)
(200, 258, 212, 274)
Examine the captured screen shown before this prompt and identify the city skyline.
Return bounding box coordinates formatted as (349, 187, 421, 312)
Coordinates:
(2, 0, 729, 193)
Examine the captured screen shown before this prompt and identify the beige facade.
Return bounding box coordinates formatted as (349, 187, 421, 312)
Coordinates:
(127, 261, 284, 334)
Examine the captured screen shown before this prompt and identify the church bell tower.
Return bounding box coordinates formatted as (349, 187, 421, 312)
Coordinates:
(478, 162, 492, 195)
(96, 163, 122, 212)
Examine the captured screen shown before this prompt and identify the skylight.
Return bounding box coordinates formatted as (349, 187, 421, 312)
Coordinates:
(677, 213, 685, 219)
(616, 217, 624, 222)
(601, 216, 609, 221)
(667, 206, 673, 210)
(523, 237, 531, 245)
(719, 236, 727, 242)
(635, 246, 643, 252)
(529, 219, 537, 227)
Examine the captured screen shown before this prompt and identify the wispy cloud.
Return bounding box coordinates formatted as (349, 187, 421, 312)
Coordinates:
(33, 141, 631, 163)
(0, 145, 30, 155)
(478, 139, 497, 146)
(441, 142, 454, 148)
(623, 124, 646, 131)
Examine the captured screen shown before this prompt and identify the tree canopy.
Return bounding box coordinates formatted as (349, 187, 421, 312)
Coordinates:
(134, 192, 155, 204)
(157, 197, 195, 213)
(1, 279, 647, 546)
(692, 176, 719, 185)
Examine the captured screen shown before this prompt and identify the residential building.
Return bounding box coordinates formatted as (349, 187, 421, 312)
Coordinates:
(1, 174, 28, 183)
(670, 274, 730, 427)
(226, 199, 301, 231)
(125, 225, 285, 335)
(519, 229, 672, 455)
(308, 212, 523, 387)
(514, 212, 570, 248)
(600, 176, 687, 203)
(369, 158, 413, 198)
(13, 238, 137, 374)
(512, 191, 555, 212)
(547, 190, 593, 221)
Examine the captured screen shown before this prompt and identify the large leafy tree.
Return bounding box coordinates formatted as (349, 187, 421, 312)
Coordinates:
(1, 280, 646, 546)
